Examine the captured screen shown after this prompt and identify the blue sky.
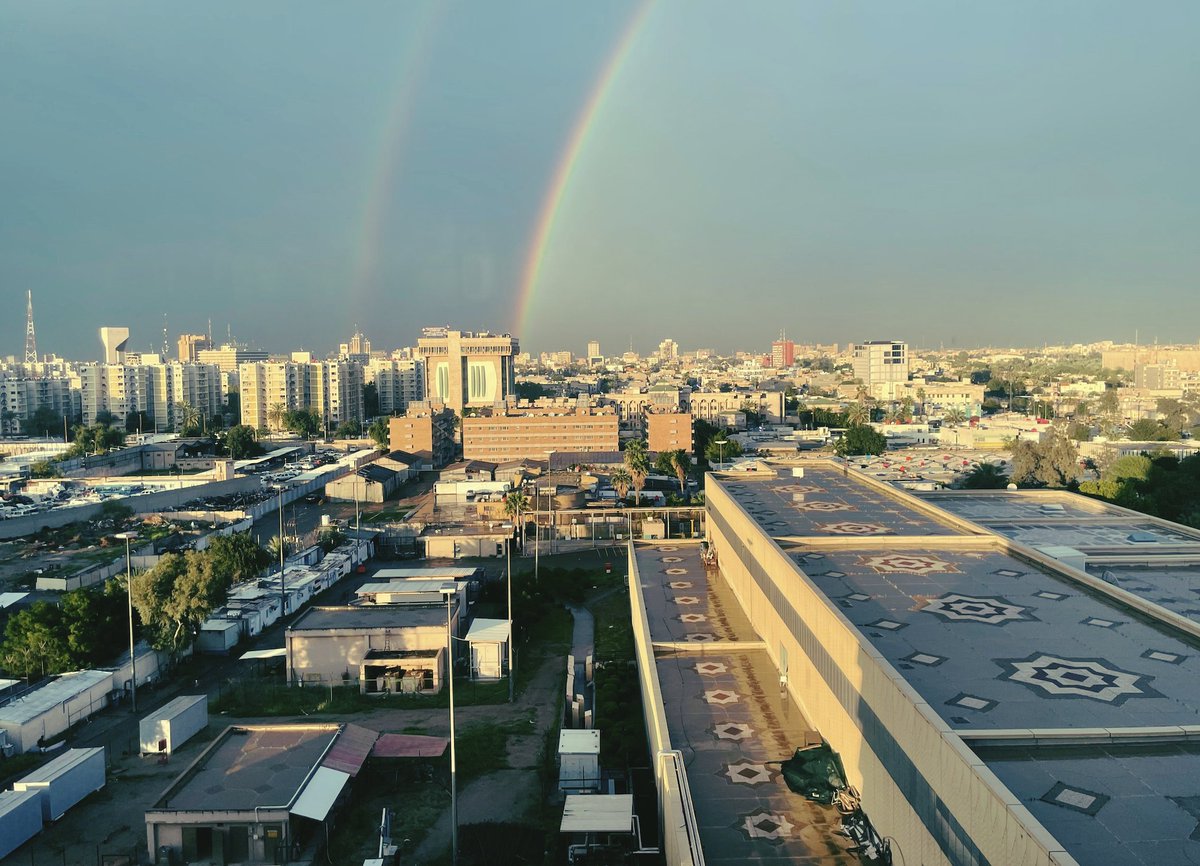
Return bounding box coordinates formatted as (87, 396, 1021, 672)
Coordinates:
(2, 1, 1197, 358)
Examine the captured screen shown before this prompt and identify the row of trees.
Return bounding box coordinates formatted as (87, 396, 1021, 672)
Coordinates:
(1079, 453, 1200, 528)
(0, 585, 130, 679)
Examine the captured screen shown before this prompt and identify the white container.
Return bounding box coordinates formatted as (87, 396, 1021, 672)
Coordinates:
(558, 729, 600, 792)
(0, 789, 44, 859)
(197, 620, 240, 654)
(139, 694, 208, 756)
(13, 747, 105, 821)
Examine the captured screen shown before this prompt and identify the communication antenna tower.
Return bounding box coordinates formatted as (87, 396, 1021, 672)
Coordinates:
(24, 290, 38, 365)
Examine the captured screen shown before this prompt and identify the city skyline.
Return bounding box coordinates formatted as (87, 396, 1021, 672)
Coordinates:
(3, 2, 1199, 356)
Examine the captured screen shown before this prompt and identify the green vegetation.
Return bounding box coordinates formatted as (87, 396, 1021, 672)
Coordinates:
(957, 463, 1010, 489)
(29, 459, 61, 478)
(1009, 427, 1078, 488)
(654, 448, 691, 493)
(1080, 453, 1200, 527)
(623, 438, 649, 504)
(221, 424, 262, 459)
(63, 423, 125, 458)
(1126, 418, 1179, 442)
(368, 417, 390, 449)
(284, 407, 323, 438)
(132, 532, 268, 653)
(20, 405, 64, 438)
(335, 420, 361, 438)
(703, 434, 743, 464)
(0, 584, 130, 679)
(834, 424, 887, 457)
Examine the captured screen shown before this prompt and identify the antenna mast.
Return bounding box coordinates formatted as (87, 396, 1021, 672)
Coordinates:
(24, 290, 38, 365)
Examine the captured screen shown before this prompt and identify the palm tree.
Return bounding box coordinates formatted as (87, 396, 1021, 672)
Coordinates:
(943, 407, 967, 426)
(671, 450, 690, 494)
(504, 489, 529, 546)
(624, 439, 649, 505)
(846, 403, 870, 426)
(267, 534, 291, 561)
(609, 467, 631, 502)
(175, 401, 201, 435)
(268, 402, 287, 433)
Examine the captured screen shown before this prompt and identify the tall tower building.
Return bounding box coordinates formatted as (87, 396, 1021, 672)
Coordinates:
(852, 340, 909, 388)
(178, 334, 213, 362)
(24, 291, 38, 365)
(415, 327, 518, 416)
(99, 327, 131, 364)
(771, 336, 795, 368)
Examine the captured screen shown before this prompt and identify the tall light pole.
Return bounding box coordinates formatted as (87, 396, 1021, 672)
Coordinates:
(354, 472, 361, 535)
(114, 531, 138, 713)
(546, 451, 556, 556)
(441, 585, 458, 865)
(506, 530, 514, 703)
(276, 485, 286, 619)
(715, 438, 727, 467)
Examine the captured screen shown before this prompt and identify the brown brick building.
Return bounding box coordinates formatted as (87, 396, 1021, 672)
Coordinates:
(647, 412, 693, 455)
(462, 408, 618, 463)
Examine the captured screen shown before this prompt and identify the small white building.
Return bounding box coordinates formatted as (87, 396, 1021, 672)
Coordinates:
(140, 695, 208, 756)
(465, 618, 510, 681)
(558, 729, 601, 792)
(0, 670, 114, 754)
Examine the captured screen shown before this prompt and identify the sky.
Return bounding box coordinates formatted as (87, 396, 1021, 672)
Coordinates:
(2, 1, 1198, 359)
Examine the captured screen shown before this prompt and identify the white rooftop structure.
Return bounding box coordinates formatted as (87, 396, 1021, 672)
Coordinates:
(0, 670, 112, 726)
(465, 618, 511, 644)
(560, 794, 634, 834)
(558, 729, 600, 755)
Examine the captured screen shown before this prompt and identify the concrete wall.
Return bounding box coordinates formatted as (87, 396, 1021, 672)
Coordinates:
(286, 623, 448, 684)
(705, 480, 1075, 866)
(0, 475, 262, 541)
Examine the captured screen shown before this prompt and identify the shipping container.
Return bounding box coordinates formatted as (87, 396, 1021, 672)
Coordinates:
(196, 620, 240, 654)
(139, 695, 208, 756)
(13, 746, 106, 821)
(0, 789, 44, 859)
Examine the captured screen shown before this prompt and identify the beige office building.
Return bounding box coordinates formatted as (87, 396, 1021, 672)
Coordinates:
(462, 407, 618, 463)
(388, 408, 456, 467)
(240, 361, 363, 431)
(415, 328, 518, 415)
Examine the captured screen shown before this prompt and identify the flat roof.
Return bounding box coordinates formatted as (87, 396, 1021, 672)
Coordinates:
(155, 724, 338, 812)
(15, 747, 103, 783)
(0, 670, 113, 726)
(719, 465, 974, 538)
(560, 794, 634, 834)
(290, 604, 450, 631)
(633, 541, 860, 864)
(466, 618, 510, 643)
(558, 729, 599, 755)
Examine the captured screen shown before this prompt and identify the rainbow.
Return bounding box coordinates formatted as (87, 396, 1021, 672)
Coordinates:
(513, 0, 655, 336)
(352, 2, 446, 305)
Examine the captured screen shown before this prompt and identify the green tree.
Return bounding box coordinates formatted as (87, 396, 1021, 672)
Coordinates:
(125, 410, 154, 434)
(131, 550, 232, 653)
(175, 401, 202, 436)
(30, 459, 61, 478)
(362, 382, 380, 418)
(0, 601, 70, 679)
(1127, 419, 1173, 442)
(284, 408, 322, 438)
(21, 405, 64, 438)
(943, 407, 967, 426)
(670, 449, 691, 494)
(335, 420, 361, 438)
(266, 534, 292, 563)
(206, 532, 269, 584)
(958, 463, 1010, 490)
(834, 424, 887, 457)
(846, 402, 870, 426)
(368, 417, 390, 449)
(609, 467, 632, 501)
(504, 489, 529, 546)
(223, 390, 241, 425)
(59, 585, 127, 667)
(624, 439, 650, 504)
(267, 402, 287, 432)
(65, 423, 125, 458)
(703, 435, 743, 464)
(94, 409, 116, 427)
(1010, 428, 1079, 488)
(317, 527, 346, 553)
(224, 425, 261, 460)
(1097, 388, 1120, 418)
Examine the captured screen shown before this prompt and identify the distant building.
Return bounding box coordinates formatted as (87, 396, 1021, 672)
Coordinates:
(0, 372, 78, 435)
(389, 408, 456, 468)
(196, 344, 269, 374)
(852, 340, 908, 388)
(647, 412, 693, 455)
(587, 340, 602, 364)
(99, 327, 130, 364)
(79, 362, 222, 430)
(177, 334, 212, 363)
(1134, 361, 1182, 391)
(239, 360, 363, 431)
(338, 328, 372, 362)
(1103, 347, 1200, 374)
(415, 327, 518, 416)
(461, 407, 619, 463)
(657, 339, 679, 361)
(771, 338, 795, 368)
(364, 358, 424, 416)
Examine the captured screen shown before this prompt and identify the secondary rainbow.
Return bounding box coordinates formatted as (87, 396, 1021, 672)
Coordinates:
(513, 0, 655, 335)
(352, 2, 445, 303)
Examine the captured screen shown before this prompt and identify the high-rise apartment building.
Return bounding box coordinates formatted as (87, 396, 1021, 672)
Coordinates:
(240, 360, 364, 430)
(0, 372, 78, 436)
(79, 362, 222, 430)
(415, 328, 518, 416)
(587, 341, 602, 364)
(657, 339, 679, 361)
(1134, 362, 1182, 391)
(852, 340, 909, 388)
(365, 358, 424, 416)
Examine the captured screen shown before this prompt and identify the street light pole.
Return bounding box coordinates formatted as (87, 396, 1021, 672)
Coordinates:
(277, 485, 286, 619)
(506, 534, 514, 703)
(115, 531, 139, 713)
(443, 587, 458, 865)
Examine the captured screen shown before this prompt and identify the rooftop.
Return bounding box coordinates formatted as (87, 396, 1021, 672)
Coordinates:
(154, 724, 339, 811)
(289, 604, 451, 632)
(0, 670, 113, 726)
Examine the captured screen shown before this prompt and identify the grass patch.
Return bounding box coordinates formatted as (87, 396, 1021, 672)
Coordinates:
(326, 772, 448, 866)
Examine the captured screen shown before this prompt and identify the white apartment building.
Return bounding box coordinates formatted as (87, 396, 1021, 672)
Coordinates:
(852, 340, 909, 388)
(79, 363, 223, 431)
(240, 360, 364, 430)
(0, 372, 79, 435)
(365, 358, 424, 416)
